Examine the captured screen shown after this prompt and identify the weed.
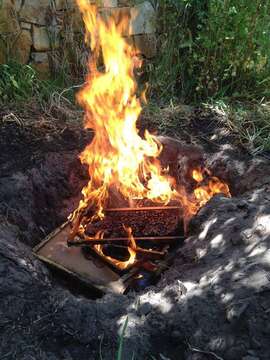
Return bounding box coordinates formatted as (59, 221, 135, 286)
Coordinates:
(0, 61, 77, 107)
(150, 0, 270, 103)
(0, 62, 38, 103)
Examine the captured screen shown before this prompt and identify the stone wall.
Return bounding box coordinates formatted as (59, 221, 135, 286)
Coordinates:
(0, 0, 156, 77)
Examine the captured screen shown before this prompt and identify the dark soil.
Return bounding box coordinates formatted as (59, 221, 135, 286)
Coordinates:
(1, 106, 270, 360)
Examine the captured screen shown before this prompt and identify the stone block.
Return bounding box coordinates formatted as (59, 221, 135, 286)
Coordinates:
(33, 26, 50, 51)
(31, 52, 50, 77)
(63, 8, 84, 32)
(19, 0, 51, 25)
(133, 33, 156, 58)
(0, 42, 6, 63)
(118, 0, 132, 6)
(54, 0, 76, 10)
(21, 21, 32, 30)
(1, 0, 21, 12)
(15, 29, 32, 63)
(130, 1, 155, 35)
(55, 0, 98, 10)
(0, 1, 20, 33)
(98, 0, 118, 7)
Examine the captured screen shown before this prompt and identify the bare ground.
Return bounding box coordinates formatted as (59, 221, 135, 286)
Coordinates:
(0, 105, 270, 359)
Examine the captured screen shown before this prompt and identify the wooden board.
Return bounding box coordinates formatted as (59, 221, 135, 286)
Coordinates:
(33, 222, 128, 294)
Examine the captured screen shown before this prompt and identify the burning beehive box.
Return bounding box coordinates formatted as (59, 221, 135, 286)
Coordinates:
(34, 205, 185, 294)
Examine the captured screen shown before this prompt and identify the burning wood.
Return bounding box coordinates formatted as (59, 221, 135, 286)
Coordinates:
(67, 235, 183, 246)
(64, 1, 231, 272)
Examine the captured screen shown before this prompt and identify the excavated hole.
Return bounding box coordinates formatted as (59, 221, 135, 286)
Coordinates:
(2, 115, 270, 359)
(0, 119, 247, 299)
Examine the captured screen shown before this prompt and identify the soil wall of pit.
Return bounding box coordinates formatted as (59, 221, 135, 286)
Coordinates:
(1, 107, 270, 359)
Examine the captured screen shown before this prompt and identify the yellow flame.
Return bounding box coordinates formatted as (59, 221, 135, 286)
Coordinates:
(93, 226, 137, 270)
(192, 169, 231, 208)
(71, 2, 232, 270)
(74, 1, 177, 220)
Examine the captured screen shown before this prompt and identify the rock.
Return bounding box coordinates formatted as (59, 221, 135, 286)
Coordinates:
(63, 8, 83, 32)
(133, 33, 156, 58)
(242, 356, 260, 360)
(21, 21, 32, 30)
(19, 0, 50, 25)
(99, 0, 118, 7)
(118, 0, 131, 5)
(0, 1, 20, 33)
(31, 52, 50, 77)
(33, 26, 50, 51)
(55, 0, 76, 10)
(130, 1, 156, 35)
(15, 29, 32, 64)
(1, 0, 22, 12)
(171, 330, 181, 339)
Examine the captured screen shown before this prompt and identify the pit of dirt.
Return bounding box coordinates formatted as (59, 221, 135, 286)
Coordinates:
(1, 107, 270, 360)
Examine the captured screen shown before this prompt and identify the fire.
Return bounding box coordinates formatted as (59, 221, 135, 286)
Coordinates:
(192, 169, 231, 208)
(93, 227, 137, 270)
(71, 1, 231, 270)
(74, 0, 176, 221)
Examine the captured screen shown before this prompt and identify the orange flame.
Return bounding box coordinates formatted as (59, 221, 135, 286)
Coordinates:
(93, 226, 137, 270)
(75, 1, 176, 219)
(192, 169, 231, 208)
(72, 2, 232, 271)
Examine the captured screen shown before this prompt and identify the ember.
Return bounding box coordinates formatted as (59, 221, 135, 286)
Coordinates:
(66, 0, 231, 276)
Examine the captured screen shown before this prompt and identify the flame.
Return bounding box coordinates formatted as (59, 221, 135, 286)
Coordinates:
(192, 168, 231, 208)
(71, 1, 232, 270)
(192, 169, 204, 182)
(93, 226, 137, 270)
(74, 0, 176, 221)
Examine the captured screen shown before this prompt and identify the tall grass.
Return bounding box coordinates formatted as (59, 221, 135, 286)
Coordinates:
(150, 0, 270, 102)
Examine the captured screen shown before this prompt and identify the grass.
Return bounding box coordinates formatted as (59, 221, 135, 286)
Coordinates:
(116, 317, 129, 360)
(0, 61, 79, 110)
(150, 0, 270, 103)
(2, 0, 270, 156)
(205, 99, 270, 155)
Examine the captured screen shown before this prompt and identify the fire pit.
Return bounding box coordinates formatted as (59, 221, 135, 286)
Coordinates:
(33, 2, 230, 295)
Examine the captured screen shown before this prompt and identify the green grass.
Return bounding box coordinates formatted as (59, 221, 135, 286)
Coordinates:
(116, 317, 130, 360)
(150, 0, 270, 103)
(0, 61, 76, 106)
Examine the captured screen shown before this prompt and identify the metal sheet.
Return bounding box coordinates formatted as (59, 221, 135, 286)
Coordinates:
(33, 222, 126, 294)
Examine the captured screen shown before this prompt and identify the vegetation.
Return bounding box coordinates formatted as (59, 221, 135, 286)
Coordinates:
(146, 0, 270, 154)
(0, 61, 76, 106)
(1, 0, 270, 154)
(150, 0, 270, 103)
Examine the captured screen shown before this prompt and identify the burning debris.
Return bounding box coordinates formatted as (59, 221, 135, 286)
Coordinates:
(34, 1, 230, 293)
